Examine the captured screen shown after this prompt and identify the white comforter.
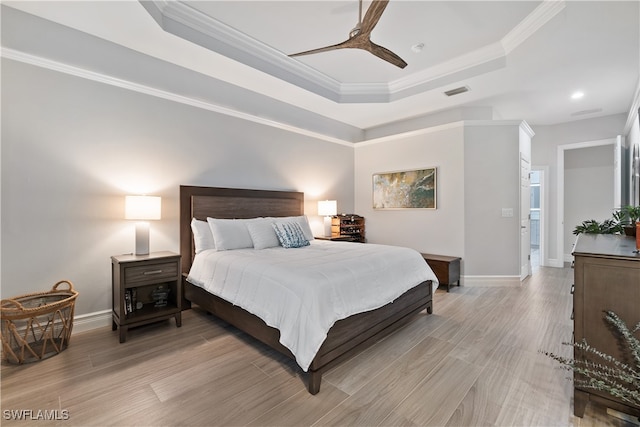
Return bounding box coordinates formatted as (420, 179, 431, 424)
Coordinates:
(187, 240, 438, 371)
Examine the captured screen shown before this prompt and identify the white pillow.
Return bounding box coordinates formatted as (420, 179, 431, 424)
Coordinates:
(278, 216, 314, 241)
(246, 218, 280, 250)
(191, 218, 215, 253)
(207, 218, 254, 251)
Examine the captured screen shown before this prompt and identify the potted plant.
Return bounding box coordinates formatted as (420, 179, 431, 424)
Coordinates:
(573, 215, 623, 235)
(618, 205, 640, 237)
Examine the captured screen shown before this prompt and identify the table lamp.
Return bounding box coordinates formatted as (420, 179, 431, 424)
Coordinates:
(318, 200, 337, 238)
(125, 195, 161, 255)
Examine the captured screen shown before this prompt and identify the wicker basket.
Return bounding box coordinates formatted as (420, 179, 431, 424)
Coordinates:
(1, 280, 78, 364)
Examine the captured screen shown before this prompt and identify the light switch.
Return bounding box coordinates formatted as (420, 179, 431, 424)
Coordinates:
(502, 208, 514, 217)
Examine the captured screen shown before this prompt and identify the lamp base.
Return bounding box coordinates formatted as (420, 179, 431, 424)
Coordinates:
(134, 221, 150, 255)
(323, 216, 332, 238)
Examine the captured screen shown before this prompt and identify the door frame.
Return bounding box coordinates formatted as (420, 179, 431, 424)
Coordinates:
(531, 165, 547, 267)
(556, 137, 618, 266)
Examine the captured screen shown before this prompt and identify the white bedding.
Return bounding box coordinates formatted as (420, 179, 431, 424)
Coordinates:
(187, 240, 438, 371)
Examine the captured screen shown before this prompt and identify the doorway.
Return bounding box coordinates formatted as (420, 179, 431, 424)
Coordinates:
(556, 138, 618, 265)
(530, 168, 545, 271)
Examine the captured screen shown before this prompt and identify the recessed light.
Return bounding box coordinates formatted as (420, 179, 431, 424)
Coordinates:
(411, 43, 425, 53)
(571, 91, 585, 100)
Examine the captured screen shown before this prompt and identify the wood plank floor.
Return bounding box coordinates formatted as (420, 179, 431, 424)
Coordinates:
(2, 266, 638, 426)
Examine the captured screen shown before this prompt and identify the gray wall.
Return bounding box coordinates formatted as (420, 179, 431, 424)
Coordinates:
(354, 125, 465, 258)
(463, 124, 525, 277)
(1, 59, 354, 317)
(530, 114, 627, 264)
(564, 145, 615, 255)
(354, 121, 529, 281)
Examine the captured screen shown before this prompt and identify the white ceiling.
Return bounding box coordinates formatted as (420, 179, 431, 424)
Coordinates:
(3, 0, 639, 141)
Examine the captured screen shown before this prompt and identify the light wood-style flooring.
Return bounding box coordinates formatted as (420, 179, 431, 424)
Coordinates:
(2, 266, 638, 426)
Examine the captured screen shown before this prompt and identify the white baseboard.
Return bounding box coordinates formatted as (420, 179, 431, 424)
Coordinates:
(546, 258, 565, 268)
(72, 309, 112, 334)
(462, 275, 522, 287)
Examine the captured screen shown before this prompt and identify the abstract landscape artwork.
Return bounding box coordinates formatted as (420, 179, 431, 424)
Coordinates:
(373, 168, 437, 209)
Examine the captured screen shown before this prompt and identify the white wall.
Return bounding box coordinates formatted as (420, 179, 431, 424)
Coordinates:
(530, 114, 627, 265)
(354, 125, 465, 258)
(354, 121, 529, 280)
(1, 59, 355, 319)
(564, 144, 615, 255)
(463, 124, 525, 277)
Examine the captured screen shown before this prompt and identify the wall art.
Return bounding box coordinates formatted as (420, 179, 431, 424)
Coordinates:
(373, 167, 437, 209)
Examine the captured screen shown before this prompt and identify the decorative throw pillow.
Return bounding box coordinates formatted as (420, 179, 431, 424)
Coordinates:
(246, 218, 280, 249)
(277, 215, 315, 241)
(272, 221, 310, 248)
(191, 218, 215, 253)
(207, 218, 254, 251)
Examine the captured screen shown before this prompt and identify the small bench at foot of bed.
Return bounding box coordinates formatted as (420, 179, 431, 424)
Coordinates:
(420, 253, 461, 292)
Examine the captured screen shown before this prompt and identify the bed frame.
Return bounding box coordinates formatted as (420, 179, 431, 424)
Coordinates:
(179, 185, 433, 394)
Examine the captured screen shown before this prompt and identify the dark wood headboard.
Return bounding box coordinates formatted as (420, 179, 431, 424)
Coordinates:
(179, 186, 304, 274)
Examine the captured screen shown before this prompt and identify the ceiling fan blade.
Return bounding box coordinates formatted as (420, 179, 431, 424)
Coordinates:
(288, 0, 408, 69)
(360, 0, 389, 35)
(289, 39, 353, 58)
(367, 41, 407, 69)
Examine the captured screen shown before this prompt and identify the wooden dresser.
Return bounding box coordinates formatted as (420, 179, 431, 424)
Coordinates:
(572, 234, 640, 418)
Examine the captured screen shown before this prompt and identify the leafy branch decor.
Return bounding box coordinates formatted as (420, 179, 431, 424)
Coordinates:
(542, 311, 640, 412)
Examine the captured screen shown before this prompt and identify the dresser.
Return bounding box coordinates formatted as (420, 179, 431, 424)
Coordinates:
(572, 234, 640, 418)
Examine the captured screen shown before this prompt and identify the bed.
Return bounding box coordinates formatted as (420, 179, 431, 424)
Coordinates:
(179, 185, 435, 394)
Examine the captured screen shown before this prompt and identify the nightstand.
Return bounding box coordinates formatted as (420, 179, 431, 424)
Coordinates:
(111, 251, 182, 343)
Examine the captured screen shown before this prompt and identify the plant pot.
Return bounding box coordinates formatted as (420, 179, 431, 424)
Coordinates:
(623, 224, 637, 237)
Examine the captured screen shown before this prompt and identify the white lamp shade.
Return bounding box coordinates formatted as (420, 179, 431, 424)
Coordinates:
(318, 200, 337, 216)
(125, 196, 161, 220)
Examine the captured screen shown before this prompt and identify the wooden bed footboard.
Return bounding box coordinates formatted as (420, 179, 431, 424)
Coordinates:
(183, 275, 432, 394)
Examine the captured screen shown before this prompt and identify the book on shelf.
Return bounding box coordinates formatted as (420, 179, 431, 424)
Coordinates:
(124, 288, 137, 314)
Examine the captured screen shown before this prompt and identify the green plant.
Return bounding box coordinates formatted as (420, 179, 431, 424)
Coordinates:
(573, 217, 623, 235)
(542, 311, 640, 409)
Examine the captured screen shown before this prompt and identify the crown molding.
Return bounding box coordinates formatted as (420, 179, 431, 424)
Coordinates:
(139, 0, 565, 104)
(502, 0, 566, 54)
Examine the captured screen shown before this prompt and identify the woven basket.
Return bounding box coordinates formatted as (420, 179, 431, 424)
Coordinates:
(1, 280, 78, 364)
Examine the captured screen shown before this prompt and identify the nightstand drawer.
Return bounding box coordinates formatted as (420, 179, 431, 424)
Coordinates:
(124, 262, 178, 284)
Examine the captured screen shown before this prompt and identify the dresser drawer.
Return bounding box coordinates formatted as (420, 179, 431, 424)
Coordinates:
(124, 261, 178, 284)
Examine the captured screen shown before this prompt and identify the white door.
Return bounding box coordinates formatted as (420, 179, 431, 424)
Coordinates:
(520, 156, 531, 280)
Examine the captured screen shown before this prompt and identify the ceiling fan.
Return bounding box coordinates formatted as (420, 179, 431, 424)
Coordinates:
(289, 0, 407, 69)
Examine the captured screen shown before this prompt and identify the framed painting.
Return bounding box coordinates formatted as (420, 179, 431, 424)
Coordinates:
(373, 167, 437, 209)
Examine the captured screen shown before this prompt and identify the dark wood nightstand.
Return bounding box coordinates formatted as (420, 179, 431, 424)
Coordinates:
(420, 253, 461, 292)
(111, 251, 182, 343)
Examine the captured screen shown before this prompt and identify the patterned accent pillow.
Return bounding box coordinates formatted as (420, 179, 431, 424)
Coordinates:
(272, 221, 310, 249)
